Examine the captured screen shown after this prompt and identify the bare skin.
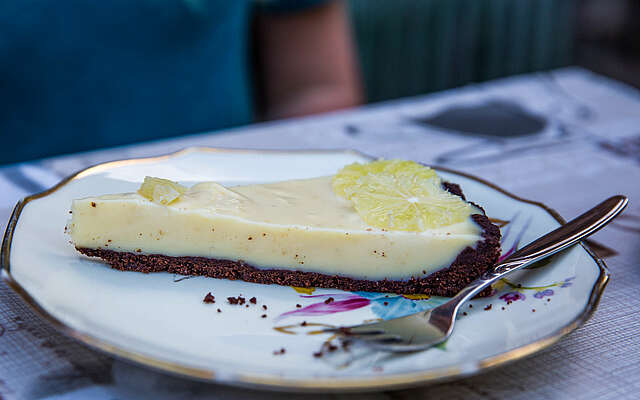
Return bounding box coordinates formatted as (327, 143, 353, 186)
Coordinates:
(254, 1, 363, 120)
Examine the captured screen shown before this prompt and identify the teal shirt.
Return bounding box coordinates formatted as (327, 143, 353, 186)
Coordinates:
(1, 0, 322, 164)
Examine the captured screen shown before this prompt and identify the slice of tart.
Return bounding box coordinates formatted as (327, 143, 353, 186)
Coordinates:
(67, 160, 500, 296)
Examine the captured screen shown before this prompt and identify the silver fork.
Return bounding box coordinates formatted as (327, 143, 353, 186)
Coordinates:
(326, 195, 628, 352)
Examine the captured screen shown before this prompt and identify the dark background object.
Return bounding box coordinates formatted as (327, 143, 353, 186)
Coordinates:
(575, 0, 640, 89)
(414, 100, 548, 138)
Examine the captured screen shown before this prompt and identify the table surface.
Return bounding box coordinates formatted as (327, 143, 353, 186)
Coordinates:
(1, 67, 638, 400)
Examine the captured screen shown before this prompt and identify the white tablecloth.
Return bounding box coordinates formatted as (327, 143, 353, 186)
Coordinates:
(1, 67, 638, 399)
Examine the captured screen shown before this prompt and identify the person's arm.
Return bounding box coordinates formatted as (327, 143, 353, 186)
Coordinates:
(254, 1, 363, 120)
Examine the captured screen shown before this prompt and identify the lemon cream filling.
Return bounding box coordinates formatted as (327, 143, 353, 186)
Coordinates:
(68, 176, 483, 280)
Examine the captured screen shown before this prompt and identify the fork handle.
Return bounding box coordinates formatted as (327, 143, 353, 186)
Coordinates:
(446, 195, 628, 311)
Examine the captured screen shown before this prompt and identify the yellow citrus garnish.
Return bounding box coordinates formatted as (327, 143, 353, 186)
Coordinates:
(138, 176, 187, 205)
(332, 160, 472, 231)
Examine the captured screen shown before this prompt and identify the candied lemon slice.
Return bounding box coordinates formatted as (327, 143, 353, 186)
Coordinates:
(332, 160, 472, 231)
(138, 176, 187, 205)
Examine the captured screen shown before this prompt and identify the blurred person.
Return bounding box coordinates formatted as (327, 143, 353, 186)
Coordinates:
(0, 0, 362, 165)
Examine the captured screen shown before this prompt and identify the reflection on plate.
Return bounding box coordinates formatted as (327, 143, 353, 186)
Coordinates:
(1, 148, 608, 392)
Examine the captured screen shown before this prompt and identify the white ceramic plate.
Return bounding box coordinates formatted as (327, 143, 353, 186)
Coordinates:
(1, 148, 608, 392)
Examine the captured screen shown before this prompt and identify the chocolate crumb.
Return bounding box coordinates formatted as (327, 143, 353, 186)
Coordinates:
(547, 298, 551, 302)
(263, 305, 268, 310)
(324, 297, 334, 304)
(217, 308, 221, 313)
(463, 312, 467, 316)
(469, 304, 473, 308)
(203, 292, 215, 304)
(313, 352, 323, 358)
(249, 297, 257, 304)
(532, 309, 536, 312)
(301, 321, 307, 326)
(327, 344, 338, 352)
(501, 306, 505, 310)
(296, 304, 302, 308)
(90, 202, 96, 207)
(248, 237, 252, 240)
(484, 304, 492, 311)
(245, 304, 249, 308)
(383, 302, 388, 306)
(261, 314, 267, 318)
(262, 233, 266, 237)
(273, 348, 286, 355)
(227, 296, 246, 305)
(69, 211, 72, 214)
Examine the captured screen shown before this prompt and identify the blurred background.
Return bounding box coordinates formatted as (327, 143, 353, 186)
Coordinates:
(350, 0, 639, 102)
(1, 0, 639, 165)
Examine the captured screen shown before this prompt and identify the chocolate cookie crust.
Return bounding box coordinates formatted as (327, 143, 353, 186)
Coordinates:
(74, 182, 501, 297)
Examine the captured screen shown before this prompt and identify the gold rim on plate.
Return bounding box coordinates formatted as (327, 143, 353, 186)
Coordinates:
(1, 147, 609, 392)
